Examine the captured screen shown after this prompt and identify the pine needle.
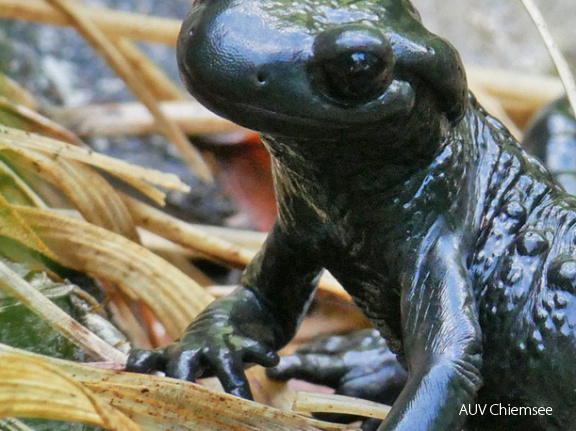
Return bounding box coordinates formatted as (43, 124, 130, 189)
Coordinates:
(43, 0, 214, 181)
(0, 0, 179, 45)
(293, 392, 391, 420)
(520, 0, 576, 116)
(115, 38, 187, 102)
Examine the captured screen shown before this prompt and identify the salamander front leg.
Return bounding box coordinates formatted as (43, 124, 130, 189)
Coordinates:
(380, 219, 482, 431)
(127, 222, 323, 399)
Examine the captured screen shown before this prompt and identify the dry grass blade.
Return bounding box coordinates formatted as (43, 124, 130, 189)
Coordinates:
(0, 0, 179, 45)
(470, 87, 522, 139)
(465, 67, 563, 127)
(50, 101, 247, 138)
(125, 195, 256, 268)
(191, 224, 268, 251)
(0, 346, 356, 431)
(466, 67, 564, 128)
(115, 38, 187, 102)
(4, 147, 139, 240)
(0, 124, 189, 192)
(466, 68, 563, 108)
(293, 393, 390, 421)
(0, 260, 127, 362)
(44, 0, 213, 182)
(0, 193, 55, 259)
(51, 157, 139, 240)
(519, 0, 576, 115)
(14, 205, 213, 338)
(0, 158, 47, 207)
(0, 96, 83, 145)
(0, 353, 140, 431)
(0, 75, 37, 110)
(126, 196, 352, 299)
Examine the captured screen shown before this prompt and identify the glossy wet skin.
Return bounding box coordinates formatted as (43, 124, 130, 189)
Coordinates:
(128, 1, 576, 430)
(268, 96, 576, 431)
(177, 0, 467, 139)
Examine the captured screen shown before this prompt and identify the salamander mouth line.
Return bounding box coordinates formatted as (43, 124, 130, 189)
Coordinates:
(196, 78, 415, 132)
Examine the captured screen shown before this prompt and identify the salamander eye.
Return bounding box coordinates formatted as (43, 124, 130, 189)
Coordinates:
(312, 25, 395, 105)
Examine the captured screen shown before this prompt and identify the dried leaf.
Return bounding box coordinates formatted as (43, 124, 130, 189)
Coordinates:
(14, 205, 213, 338)
(3, 147, 139, 239)
(0, 158, 47, 207)
(0, 353, 140, 431)
(0, 73, 37, 110)
(0, 193, 55, 260)
(0, 346, 355, 431)
(0, 124, 189, 193)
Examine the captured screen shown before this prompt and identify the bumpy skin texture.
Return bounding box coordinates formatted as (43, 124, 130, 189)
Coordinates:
(127, 1, 576, 430)
(268, 96, 576, 431)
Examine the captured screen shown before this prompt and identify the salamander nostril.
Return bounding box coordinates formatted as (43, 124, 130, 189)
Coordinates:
(312, 25, 395, 105)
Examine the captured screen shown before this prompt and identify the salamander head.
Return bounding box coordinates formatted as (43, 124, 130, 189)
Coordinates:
(177, 0, 467, 140)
